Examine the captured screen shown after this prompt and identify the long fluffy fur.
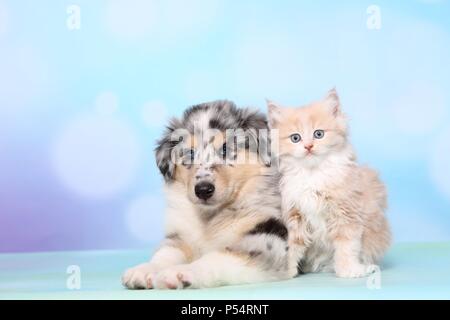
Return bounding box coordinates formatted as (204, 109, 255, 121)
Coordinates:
(268, 89, 391, 278)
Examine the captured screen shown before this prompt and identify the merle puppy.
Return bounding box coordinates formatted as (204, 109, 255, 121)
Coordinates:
(122, 100, 295, 289)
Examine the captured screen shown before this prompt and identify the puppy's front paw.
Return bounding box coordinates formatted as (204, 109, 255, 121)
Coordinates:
(153, 265, 194, 290)
(122, 263, 158, 289)
(335, 262, 370, 278)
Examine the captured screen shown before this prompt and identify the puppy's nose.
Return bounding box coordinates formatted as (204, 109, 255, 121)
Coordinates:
(195, 182, 215, 200)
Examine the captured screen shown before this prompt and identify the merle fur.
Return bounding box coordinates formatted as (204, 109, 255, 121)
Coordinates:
(247, 218, 288, 240)
(155, 100, 269, 181)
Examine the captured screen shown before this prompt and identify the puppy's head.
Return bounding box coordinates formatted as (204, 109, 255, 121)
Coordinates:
(155, 100, 270, 210)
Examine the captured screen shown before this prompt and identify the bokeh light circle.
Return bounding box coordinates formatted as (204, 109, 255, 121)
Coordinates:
(125, 195, 164, 242)
(53, 115, 141, 198)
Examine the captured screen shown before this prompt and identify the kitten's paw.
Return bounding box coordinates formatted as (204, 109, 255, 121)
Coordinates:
(335, 263, 370, 278)
(122, 263, 158, 289)
(153, 265, 194, 290)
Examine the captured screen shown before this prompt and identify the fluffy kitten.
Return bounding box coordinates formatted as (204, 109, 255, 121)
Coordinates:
(267, 88, 391, 278)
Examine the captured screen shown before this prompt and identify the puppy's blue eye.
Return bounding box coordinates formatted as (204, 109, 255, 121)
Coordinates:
(186, 149, 195, 161)
(181, 148, 195, 166)
(221, 143, 227, 157)
(313, 130, 325, 139)
(290, 133, 301, 143)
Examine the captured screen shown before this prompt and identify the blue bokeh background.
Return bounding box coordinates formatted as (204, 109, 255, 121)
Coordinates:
(1, 0, 449, 253)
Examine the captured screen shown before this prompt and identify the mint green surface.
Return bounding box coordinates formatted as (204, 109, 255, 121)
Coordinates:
(1, 242, 449, 300)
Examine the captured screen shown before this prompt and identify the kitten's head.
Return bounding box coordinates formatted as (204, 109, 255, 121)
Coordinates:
(267, 88, 348, 165)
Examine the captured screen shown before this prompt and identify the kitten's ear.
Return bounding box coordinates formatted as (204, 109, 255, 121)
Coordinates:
(266, 99, 282, 128)
(323, 87, 341, 116)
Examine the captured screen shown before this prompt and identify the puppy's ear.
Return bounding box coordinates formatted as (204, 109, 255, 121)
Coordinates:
(155, 118, 183, 181)
(323, 87, 341, 116)
(239, 108, 272, 167)
(266, 99, 282, 128)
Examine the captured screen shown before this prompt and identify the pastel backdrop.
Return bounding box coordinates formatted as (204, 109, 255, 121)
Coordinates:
(0, 0, 449, 253)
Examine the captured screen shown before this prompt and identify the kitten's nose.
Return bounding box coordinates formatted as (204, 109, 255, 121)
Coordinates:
(304, 144, 314, 151)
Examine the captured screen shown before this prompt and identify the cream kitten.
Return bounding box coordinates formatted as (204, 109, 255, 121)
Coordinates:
(267, 88, 391, 278)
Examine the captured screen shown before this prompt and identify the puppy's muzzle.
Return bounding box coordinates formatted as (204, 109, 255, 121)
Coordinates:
(195, 182, 215, 200)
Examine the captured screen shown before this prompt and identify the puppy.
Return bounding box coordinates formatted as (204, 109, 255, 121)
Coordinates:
(122, 100, 294, 289)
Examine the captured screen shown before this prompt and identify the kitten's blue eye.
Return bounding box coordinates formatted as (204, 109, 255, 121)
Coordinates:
(290, 133, 302, 143)
(313, 130, 325, 139)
